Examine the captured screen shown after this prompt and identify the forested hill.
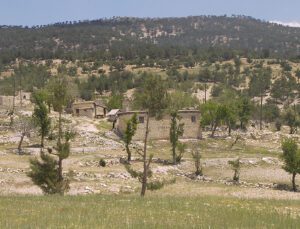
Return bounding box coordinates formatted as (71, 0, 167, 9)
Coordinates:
(1, 15, 300, 63)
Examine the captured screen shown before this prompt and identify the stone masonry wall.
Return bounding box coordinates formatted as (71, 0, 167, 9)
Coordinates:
(116, 111, 201, 140)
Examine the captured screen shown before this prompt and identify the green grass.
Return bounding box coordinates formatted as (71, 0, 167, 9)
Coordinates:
(97, 120, 113, 132)
(0, 195, 300, 228)
(146, 138, 278, 161)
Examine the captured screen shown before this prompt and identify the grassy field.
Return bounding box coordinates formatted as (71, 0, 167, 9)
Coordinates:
(1, 194, 300, 228)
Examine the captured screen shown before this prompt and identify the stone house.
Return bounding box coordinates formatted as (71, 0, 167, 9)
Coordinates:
(0, 91, 32, 107)
(18, 91, 31, 101)
(115, 110, 201, 140)
(94, 100, 107, 118)
(0, 96, 14, 107)
(107, 109, 120, 122)
(72, 101, 107, 118)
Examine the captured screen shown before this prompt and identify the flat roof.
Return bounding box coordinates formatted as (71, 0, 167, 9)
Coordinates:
(74, 106, 94, 110)
(118, 109, 200, 116)
(107, 109, 120, 116)
(73, 101, 95, 105)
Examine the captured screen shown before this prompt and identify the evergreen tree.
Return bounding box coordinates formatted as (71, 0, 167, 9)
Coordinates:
(123, 114, 138, 162)
(28, 76, 74, 195)
(32, 90, 51, 148)
(281, 139, 300, 191)
(170, 111, 184, 164)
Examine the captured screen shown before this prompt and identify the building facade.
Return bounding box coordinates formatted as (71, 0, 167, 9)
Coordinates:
(115, 110, 201, 140)
(72, 101, 107, 118)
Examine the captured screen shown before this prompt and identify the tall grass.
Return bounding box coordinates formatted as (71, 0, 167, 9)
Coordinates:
(0, 195, 300, 228)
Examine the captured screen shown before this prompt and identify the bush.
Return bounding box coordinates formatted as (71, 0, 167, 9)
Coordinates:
(275, 119, 282, 131)
(211, 85, 223, 97)
(27, 152, 70, 195)
(146, 180, 164, 190)
(263, 103, 280, 123)
(99, 159, 106, 167)
(192, 148, 202, 176)
(147, 178, 176, 191)
(228, 158, 241, 183)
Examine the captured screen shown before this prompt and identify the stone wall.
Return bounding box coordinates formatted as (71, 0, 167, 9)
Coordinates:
(72, 101, 95, 118)
(95, 106, 106, 118)
(116, 110, 201, 140)
(0, 96, 14, 108)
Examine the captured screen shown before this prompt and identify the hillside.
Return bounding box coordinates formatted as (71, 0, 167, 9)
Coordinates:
(1, 15, 300, 64)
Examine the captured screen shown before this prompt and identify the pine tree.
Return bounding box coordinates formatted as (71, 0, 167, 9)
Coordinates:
(170, 111, 184, 164)
(32, 90, 51, 148)
(123, 114, 137, 162)
(281, 139, 300, 192)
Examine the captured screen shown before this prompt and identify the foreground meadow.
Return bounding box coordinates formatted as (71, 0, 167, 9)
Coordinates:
(1, 194, 300, 228)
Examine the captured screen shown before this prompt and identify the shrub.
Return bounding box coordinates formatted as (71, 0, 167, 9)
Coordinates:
(99, 159, 106, 167)
(228, 158, 241, 183)
(281, 139, 300, 191)
(275, 119, 282, 131)
(192, 147, 202, 176)
(28, 152, 70, 195)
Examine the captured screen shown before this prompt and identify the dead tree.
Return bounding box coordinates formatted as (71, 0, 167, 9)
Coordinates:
(15, 116, 34, 154)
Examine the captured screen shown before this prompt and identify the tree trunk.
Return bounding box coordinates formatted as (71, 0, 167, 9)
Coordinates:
(290, 126, 294, 135)
(9, 114, 14, 128)
(211, 123, 217, 137)
(126, 145, 131, 162)
(260, 93, 263, 131)
(58, 111, 63, 181)
(141, 112, 150, 197)
(204, 83, 207, 104)
(18, 133, 25, 155)
(172, 144, 176, 165)
(292, 172, 297, 192)
(58, 158, 63, 181)
(41, 134, 44, 149)
(228, 124, 231, 136)
(58, 112, 62, 145)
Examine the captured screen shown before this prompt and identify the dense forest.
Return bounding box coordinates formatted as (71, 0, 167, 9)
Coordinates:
(1, 15, 300, 65)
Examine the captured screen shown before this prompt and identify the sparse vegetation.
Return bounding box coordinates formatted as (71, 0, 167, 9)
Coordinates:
(192, 146, 203, 176)
(228, 158, 241, 183)
(2, 13, 300, 229)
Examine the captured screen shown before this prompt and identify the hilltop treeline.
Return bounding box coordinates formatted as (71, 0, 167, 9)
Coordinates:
(1, 15, 300, 65)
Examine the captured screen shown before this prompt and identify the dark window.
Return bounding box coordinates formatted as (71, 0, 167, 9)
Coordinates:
(76, 109, 79, 114)
(191, 116, 196, 123)
(139, 116, 144, 124)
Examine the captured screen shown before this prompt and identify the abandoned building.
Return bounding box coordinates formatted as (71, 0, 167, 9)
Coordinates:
(0, 96, 14, 107)
(107, 109, 120, 122)
(18, 91, 31, 101)
(0, 90, 32, 108)
(72, 101, 107, 118)
(115, 110, 201, 140)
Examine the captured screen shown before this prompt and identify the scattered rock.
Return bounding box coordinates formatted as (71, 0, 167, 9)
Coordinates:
(84, 186, 94, 194)
(108, 186, 120, 194)
(106, 172, 131, 180)
(262, 157, 279, 165)
(0, 151, 6, 156)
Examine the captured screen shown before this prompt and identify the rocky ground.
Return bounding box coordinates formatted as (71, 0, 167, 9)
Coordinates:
(1, 105, 300, 200)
